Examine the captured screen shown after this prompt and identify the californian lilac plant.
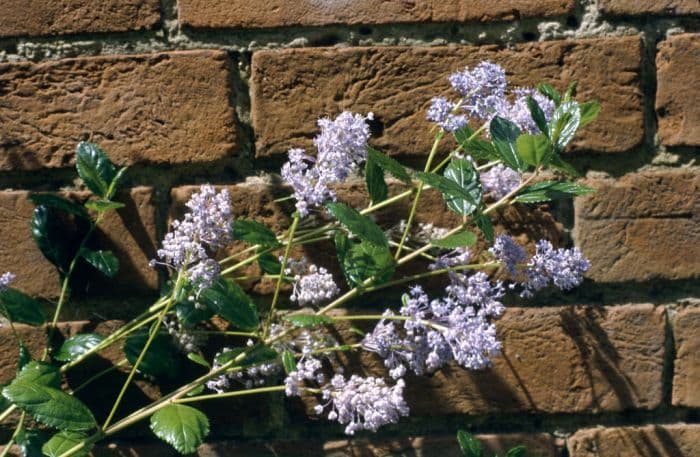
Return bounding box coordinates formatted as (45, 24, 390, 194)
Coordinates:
(0, 63, 599, 456)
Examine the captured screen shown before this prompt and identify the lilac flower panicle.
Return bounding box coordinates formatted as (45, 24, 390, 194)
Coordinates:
(426, 97, 468, 132)
(522, 240, 590, 297)
(289, 264, 340, 306)
(489, 234, 527, 276)
(0, 272, 15, 292)
(507, 88, 556, 134)
(429, 247, 471, 271)
(284, 356, 324, 397)
(281, 148, 333, 218)
(449, 61, 507, 121)
(480, 164, 521, 200)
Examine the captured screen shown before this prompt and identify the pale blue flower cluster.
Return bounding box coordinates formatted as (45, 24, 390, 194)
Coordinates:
(284, 356, 324, 396)
(522, 240, 590, 297)
(426, 97, 468, 132)
(489, 234, 527, 276)
(449, 61, 507, 121)
(480, 164, 522, 199)
(0, 272, 15, 292)
(153, 185, 232, 292)
(282, 112, 373, 217)
(285, 257, 340, 306)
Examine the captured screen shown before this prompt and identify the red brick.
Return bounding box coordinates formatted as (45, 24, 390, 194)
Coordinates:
(179, 0, 574, 29)
(568, 424, 700, 457)
(0, 51, 238, 171)
(0, 0, 161, 38)
(672, 306, 700, 407)
(251, 37, 643, 159)
(599, 0, 700, 15)
(0, 188, 159, 299)
(656, 34, 700, 147)
(573, 171, 700, 283)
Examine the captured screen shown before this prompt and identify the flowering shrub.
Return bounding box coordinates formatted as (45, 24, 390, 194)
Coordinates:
(0, 61, 599, 456)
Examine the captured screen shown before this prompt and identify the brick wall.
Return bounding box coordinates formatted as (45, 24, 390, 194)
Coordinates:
(0, 0, 699, 455)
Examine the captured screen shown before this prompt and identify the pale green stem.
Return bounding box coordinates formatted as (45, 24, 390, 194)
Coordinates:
(174, 385, 287, 404)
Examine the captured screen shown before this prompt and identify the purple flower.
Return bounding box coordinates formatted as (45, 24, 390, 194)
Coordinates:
(480, 164, 521, 199)
(0, 272, 15, 292)
(284, 356, 325, 396)
(489, 234, 527, 276)
(522, 240, 590, 297)
(281, 149, 333, 218)
(426, 97, 468, 132)
(507, 88, 556, 134)
(429, 247, 471, 271)
(289, 264, 340, 306)
(449, 61, 507, 121)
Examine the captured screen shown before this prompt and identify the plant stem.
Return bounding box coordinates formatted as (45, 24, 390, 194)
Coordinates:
(174, 385, 287, 404)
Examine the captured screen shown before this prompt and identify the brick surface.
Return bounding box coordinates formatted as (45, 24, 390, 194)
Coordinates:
(656, 34, 700, 147)
(573, 171, 700, 283)
(0, 188, 159, 299)
(251, 37, 643, 159)
(599, 0, 700, 15)
(179, 0, 574, 29)
(0, 0, 161, 38)
(0, 51, 238, 171)
(672, 306, 700, 407)
(568, 424, 700, 457)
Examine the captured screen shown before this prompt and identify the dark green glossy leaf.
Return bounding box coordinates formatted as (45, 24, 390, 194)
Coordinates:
(526, 96, 549, 135)
(16, 429, 48, 457)
(442, 158, 482, 216)
(537, 83, 561, 106)
(326, 202, 388, 248)
(199, 278, 259, 331)
(232, 219, 280, 248)
(150, 404, 209, 455)
(549, 101, 581, 151)
(28, 194, 89, 220)
(579, 101, 601, 128)
(549, 154, 581, 177)
(365, 157, 388, 204)
(30, 206, 68, 272)
(175, 300, 214, 327)
(54, 334, 105, 363)
(0, 288, 46, 326)
(2, 382, 96, 431)
(415, 171, 479, 212)
(258, 252, 282, 276)
(281, 350, 297, 374)
(187, 353, 210, 369)
(283, 314, 333, 328)
(506, 445, 527, 457)
(490, 116, 525, 171)
(42, 431, 91, 457)
(335, 233, 395, 287)
(106, 167, 128, 199)
(516, 134, 552, 167)
(431, 231, 477, 249)
(84, 200, 125, 212)
(564, 80, 578, 101)
(15, 362, 61, 388)
(79, 248, 119, 278)
(474, 212, 494, 243)
(457, 430, 483, 457)
(455, 127, 499, 161)
(515, 180, 594, 203)
(367, 146, 412, 183)
(75, 142, 116, 198)
(123, 332, 180, 380)
(214, 345, 278, 367)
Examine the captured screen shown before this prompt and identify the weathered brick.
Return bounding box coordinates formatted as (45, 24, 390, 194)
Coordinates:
(656, 34, 700, 147)
(573, 171, 700, 283)
(0, 51, 238, 171)
(568, 424, 700, 457)
(672, 306, 700, 407)
(0, 188, 159, 299)
(179, 0, 574, 29)
(599, 0, 700, 16)
(0, 0, 161, 38)
(251, 37, 643, 159)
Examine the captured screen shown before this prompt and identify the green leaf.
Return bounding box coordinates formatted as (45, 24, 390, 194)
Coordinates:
(283, 314, 334, 328)
(54, 334, 105, 363)
(232, 219, 280, 248)
(431, 231, 477, 249)
(457, 430, 483, 457)
(474, 212, 494, 243)
(106, 167, 128, 200)
(199, 278, 259, 332)
(175, 301, 214, 327)
(123, 332, 180, 380)
(0, 288, 46, 326)
(442, 158, 482, 216)
(79, 249, 119, 278)
(515, 181, 594, 203)
(549, 101, 581, 151)
(454, 128, 499, 161)
(15, 362, 61, 388)
(490, 116, 525, 171)
(326, 202, 388, 248)
(365, 157, 388, 204)
(526, 96, 549, 135)
(75, 142, 116, 198)
(42, 431, 91, 457)
(2, 382, 96, 431)
(84, 199, 125, 212)
(18, 342, 31, 372)
(258, 252, 282, 275)
(506, 445, 527, 457)
(516, 134, 552, 167)
(16, 429, 48, 457)
(28, 194, 89, 220)
(187, 353, 210, 369)
(564, 80, 578, 101)
(150, 404, 209, 455)
(281, 350, 297, 374)
(537, 83, 561, 106)
(30, 206, 68, 272)
(367, 146, 412, 184)
(579, 101, 601, 128)
(549, 154, 581, 177)
(415, 171, 479, 212)
(214, 345, 278, 367)
(335, 233, 395, 287)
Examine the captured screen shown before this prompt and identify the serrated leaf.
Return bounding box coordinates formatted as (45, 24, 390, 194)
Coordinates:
(457, 430, 483, 457)
(516, 134, 552, 167)
(75, 142, 116, 198)
(431, 231, 477, 249)
(490, 116, 525, 171)
(84, 199, 125, 212)
(150, 404, 209, 455)
(258, 252, 282, 275)
(537, 83, 561, 106)
(326, 202, 388, 248)
(54, 334, 105, 363)
(506, 445, 527, 457)
(30, 206, 68, 272)
(187, 353, 210, 369)
(579, 101, 601, 128)
(79, 248, 119, 278)
(175, 300, 214, 327)
(442, 158, 482, 216)
(199, 278, 259, 331)
(2, 382, 96, 431)
(42, 431, 91, 457)
(454, 127, 499, 161)
(214, 345, 278, 367)
(335, 233, 395, 287)
(515, 181, 595, 203)
(415, 171, 479, 213)
(15, 362, 61, 388)
(232, 219, 280, 248)
(28, 194, 89, 220)
(367, 146, 412, 183)
(0, 288, 46, 326)
(281, 350, 297, 374)
(123, 332, 180, 380)
(16, 429, 48, 457)
(283, 314, 333, 328)
(474, 212, 494, 243)
(526, 96, 549, 136)
(549, 101, 581, 151)
(365, 157, 388, 204)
